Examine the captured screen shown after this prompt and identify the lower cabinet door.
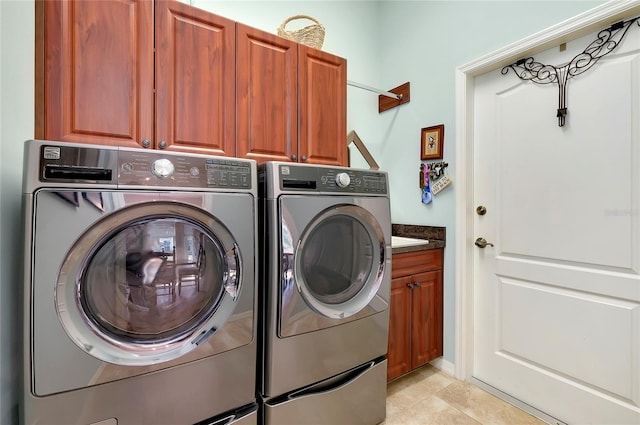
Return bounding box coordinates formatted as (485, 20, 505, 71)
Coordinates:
(387, 276, 412, 381)
(387, 268, 443, 382)
(411, 270, 444, 368)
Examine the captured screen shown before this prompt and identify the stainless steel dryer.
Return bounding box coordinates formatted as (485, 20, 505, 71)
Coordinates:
(258, 162, 391, 425)
(21, 140, 258, 425)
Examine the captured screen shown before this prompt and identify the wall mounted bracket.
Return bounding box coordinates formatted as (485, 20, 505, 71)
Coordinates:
(347, 80, 411, 113)
(378, 82, 411, 113)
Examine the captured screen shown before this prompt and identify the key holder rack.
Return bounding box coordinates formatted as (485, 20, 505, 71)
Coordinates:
(428, 161, 448, 181)
(419, 161, 449, 189)
(501, 16, 640, 127)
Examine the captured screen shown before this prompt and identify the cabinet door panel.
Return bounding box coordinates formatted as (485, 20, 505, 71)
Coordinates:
(411, 270, 443, 368)
(37, 0, 153, 147)
(391, 249, 443, 278)
(155, 0, 235, 155)
(237, 24, 297, 163)
(387, 276, 412, 382)
(298, 46, 347, 166)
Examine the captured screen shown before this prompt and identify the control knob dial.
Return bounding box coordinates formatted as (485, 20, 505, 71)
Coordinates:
(151, 158, 175, 179)
(335, 172, 351, 188)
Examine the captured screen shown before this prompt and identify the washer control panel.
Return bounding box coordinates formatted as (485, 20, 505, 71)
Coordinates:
(280, 164, 387, 194)
(36, 142, 254, 190)
(119, 150, 252, 189)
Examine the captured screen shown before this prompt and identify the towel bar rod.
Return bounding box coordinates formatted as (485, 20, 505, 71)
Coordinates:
(347, 80, 403, 100)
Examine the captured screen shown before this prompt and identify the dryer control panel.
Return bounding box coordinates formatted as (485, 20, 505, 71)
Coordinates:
(278, 163, 388, 195)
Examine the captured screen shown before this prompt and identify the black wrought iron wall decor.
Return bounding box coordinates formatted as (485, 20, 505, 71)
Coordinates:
(502, 16, 640, 127)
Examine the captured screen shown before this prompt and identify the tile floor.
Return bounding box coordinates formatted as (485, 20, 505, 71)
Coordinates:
(383, 365, 548, 425)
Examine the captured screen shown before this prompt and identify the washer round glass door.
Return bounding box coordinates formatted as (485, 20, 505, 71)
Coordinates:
(56, 201, 241, 366)
(292, 204, 385, 319)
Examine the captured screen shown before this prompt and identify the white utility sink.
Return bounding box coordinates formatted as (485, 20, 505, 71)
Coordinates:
(391, 236, 429, 248)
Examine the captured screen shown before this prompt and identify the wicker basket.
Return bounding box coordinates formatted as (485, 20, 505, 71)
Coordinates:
(277, 15, 325, 49)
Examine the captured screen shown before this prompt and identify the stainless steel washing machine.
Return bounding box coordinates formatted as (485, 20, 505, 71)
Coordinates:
(258, 162, 391, 425)
(20, 140, 258, 425)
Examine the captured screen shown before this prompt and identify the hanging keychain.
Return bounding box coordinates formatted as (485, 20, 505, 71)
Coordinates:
(421, 163, 433, 204)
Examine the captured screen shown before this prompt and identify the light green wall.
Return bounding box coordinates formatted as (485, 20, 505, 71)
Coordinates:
(374, 0, 605, 370)
(1, 1, 35, 423)
(0, 1, 605, 422)
(192, 0, 605, 373)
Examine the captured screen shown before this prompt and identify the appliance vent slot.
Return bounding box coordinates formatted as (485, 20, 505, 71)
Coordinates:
(44, 166, 113, 181)
(282, 179, 316, 189)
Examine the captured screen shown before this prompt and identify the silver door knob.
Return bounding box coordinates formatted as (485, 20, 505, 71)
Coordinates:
(158, 140, 167, 149)
(475, 237, 494, 248)
(141, 139, 151, 148)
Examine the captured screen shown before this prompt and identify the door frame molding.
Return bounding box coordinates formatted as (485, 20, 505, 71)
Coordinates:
(453, 0, 640, 381)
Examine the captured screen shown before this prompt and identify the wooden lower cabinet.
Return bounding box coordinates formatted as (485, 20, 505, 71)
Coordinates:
(387, 248, 443, 382)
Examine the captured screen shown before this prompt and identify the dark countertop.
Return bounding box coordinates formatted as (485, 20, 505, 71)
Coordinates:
(391, 224, 446, 254)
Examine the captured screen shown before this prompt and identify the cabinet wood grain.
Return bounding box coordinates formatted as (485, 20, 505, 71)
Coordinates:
(388, 249, 444, 382)
(36, 0, 153, 147)
(299, 46, 347, 166)
(387, 275, 413, 381)
(236, 24, 297, 162)
(36, 0, 347, 164)
(155, 0, 236, 154)
(37, 0, 236, 155)
(410, 270, 444, 367)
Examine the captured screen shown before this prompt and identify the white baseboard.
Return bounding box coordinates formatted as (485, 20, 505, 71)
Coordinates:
(471, 378, 564, 425)
(429, 357, 455, 376)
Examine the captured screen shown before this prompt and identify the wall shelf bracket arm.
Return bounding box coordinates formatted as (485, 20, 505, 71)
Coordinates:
(347, 80, 411, 113)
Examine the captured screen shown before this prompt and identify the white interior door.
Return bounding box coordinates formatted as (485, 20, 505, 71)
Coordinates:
(472, 19, 640, 425)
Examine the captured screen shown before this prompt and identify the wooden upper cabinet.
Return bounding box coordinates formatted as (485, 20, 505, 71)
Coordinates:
(155, 0, 236, 155)
(36, 0, 154, 147)
(236, 23, 297, 163)
(299, 45, 347, 166)
(36, 0, 346, 162)
(236, 26, 347, 165)
(37, 0, 236, 155)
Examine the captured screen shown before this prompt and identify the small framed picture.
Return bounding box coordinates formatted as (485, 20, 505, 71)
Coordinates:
(420, 124, 444, 160)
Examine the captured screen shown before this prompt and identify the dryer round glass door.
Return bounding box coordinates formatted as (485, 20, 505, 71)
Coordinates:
(56, 201, 241, 366)
(292, 204, 385, 319)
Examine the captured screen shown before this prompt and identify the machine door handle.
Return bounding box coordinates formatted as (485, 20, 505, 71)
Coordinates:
(475, 237, 494, 248)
